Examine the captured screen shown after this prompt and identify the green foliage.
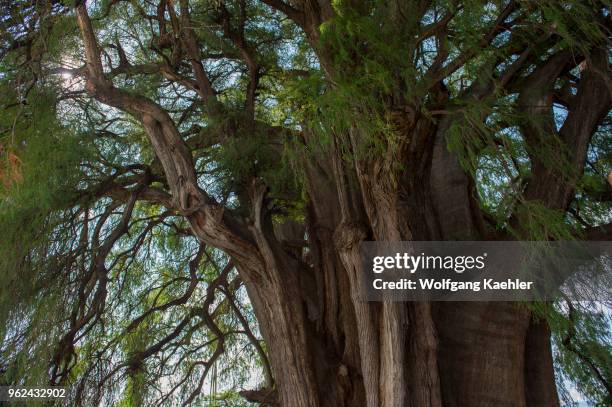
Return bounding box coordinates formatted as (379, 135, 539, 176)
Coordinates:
(0, 81, 93, 386)
(276, 1, 423, 170)
(532, 302, 612, 406)
(0, 92, 85, 290)
(510, 202, 575, 241)
(209, 112, 304, 214)
(571, 121, 612, 227)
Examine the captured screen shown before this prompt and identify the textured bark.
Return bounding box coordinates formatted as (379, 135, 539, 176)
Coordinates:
(435, 302, 531, 407)
(524, 317, 561, 407)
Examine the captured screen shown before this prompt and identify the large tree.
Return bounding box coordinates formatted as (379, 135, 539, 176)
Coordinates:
(0, 0, 610, 406)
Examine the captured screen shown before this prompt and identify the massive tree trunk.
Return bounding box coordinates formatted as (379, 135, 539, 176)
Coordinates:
(230, 116, 560, 407)
(223, 102, 564, 407)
